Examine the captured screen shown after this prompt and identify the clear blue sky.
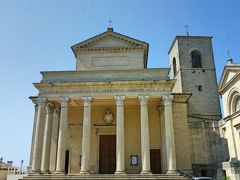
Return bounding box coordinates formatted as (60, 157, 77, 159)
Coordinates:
(0, 0, 239, 167)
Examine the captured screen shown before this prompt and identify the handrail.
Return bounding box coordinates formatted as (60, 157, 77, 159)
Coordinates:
(177, 168, 193, 179)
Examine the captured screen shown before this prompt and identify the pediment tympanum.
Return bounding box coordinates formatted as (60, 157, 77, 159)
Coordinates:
(219, 65, 240, 92)
(71, 28, 149, 70)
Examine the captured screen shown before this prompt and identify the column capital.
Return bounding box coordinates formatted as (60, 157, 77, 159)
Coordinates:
(46, 103, 54, 114)
(139, 96, 149, 106)
(31, 97, 39, 105)
(115, 96, 125, 106)
(60, 97, 70, 108)
(38, 97, 47, 107)
(163, 95, 173, 106)
(82, 97, 93, 107)
(54, 107, 60, 116)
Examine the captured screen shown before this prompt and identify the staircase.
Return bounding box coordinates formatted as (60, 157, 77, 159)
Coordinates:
(21, 174, 189, 180)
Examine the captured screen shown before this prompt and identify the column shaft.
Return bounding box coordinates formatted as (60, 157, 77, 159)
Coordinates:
(139, 96, 151, 174)
(80, 97, 92, 175)
(163, 95, 177, 174)
(31, 97, 47, 174)
(55, 97, 70, 174)
(115, 96, 126, 174)
(41, 103, 54, 173)
(50, 108, 60, 172)
(29, 98, 38, 170)
(159, 106, 167, 173)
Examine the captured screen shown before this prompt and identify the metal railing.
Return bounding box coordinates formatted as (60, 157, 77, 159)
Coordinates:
(177, 168, 193, 179)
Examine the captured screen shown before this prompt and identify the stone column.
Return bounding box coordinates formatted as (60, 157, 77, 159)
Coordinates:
(115, 96, 126, 174)
(31, 97, 47, 174)
(163, 95, 177, 174)
(55, 97, 70, 174)
(159, 105, 167, 173)
(49, 108, 60, 172)
(80, 97, 92, 175)
(29, 98, 38, 170)
(139, 96, 151, 174)
(41, 103, 54, 174)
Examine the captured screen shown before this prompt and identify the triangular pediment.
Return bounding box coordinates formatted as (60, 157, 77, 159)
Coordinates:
(71, 28, 148, 52)
(219, 65, 240, 92)
(71, 28, 149, 68)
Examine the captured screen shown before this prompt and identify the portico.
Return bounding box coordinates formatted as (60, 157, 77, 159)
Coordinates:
(30, 76, 185, 175)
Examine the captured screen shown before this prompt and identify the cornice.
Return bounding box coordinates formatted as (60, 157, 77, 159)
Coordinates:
(218, 72, 240, 94)
(34, 80, 175, 90)
(74, 46, 145, 53)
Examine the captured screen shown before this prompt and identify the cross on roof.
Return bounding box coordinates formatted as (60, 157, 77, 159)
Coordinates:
(184, 24, 190, 36)
(227, 50, 231, 58)
(108, 20, 112, 27)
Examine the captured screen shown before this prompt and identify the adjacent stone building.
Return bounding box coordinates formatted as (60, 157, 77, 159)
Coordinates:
(218, 59, 240, 180)
(27, 28, 222, 179)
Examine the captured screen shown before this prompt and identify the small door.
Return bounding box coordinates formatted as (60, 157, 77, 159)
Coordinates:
(150, 149, 161, 174)
(99, 135, 116, 174)
(65, 150, 70, 174)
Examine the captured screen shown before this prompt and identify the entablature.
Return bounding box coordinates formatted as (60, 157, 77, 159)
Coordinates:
(40, 68, 170, 83)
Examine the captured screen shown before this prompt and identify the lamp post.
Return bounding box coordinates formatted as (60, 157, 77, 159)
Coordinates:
(20, 160, 24, 173)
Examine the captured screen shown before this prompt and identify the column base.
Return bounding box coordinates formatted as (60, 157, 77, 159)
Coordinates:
(140, 170, 152, 175)
(41, 170, 50, 174)
(54, 171, 65, 175)
(29, 170, 41, 175)
(115, 170, 126, 175)
(79, 170, 90, 175)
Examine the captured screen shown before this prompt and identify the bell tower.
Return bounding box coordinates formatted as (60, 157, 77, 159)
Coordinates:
(168, 36, 222, 178)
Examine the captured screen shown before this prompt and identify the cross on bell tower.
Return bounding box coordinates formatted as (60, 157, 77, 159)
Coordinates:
(184, 24, 190, 36)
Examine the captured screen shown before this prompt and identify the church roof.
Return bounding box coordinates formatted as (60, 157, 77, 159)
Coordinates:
(71, 28, 149, 68)
(218, 63, 240, 94)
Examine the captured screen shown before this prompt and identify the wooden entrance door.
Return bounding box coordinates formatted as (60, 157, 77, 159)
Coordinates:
(150, 149, 161, 174)
(99, 135, 116, 174)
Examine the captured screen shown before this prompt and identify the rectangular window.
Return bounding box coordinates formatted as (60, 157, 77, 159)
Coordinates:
(198, 85, 202, 91)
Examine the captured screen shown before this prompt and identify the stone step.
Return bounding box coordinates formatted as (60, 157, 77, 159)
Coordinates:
(21, 174, 189, 180)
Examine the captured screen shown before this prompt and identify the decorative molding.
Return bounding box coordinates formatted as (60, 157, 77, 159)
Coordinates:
(46, 103, 54, 114)
(234, 123, 240, 130)
(115, 96, 125, 106)
(34, 80, 174, 90)
(82, 97, 93, 107)
(54, 107, 60, 116)
(75, 46, 145, 53)
(139, 96, 149, 106)
(104, 110, 114, 124)
(163, 95, 173, 105)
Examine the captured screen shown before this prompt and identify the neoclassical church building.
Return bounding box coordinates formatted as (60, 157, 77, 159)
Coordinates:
(26, 28, 222, 179)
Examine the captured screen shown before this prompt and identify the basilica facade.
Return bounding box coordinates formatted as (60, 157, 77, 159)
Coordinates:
(27, 28, 221, 179)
